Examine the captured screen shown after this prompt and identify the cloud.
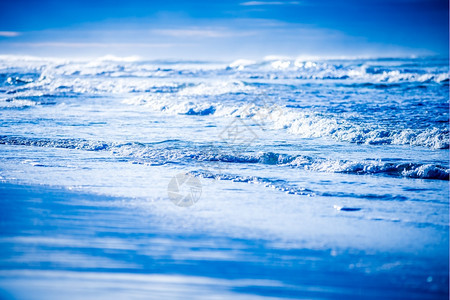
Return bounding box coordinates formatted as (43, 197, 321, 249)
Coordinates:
(240, 1, 300, 6)
(6, 42, 178, 48)
(0, 31, 21, 37)
(152, 28, 255, 38)
(153, 29, 226, 38)
(0, 16, 422, 59)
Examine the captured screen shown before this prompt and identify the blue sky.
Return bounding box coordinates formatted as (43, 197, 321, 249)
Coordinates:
(0, 0, 447, 60)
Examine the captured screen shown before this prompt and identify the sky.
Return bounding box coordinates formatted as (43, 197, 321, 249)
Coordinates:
(0, 0, 448, 60)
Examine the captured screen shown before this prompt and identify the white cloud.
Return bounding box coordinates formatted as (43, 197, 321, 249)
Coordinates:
(0, 31, 21, 37)
(152, 28, 255, 38)
(153, 29, 226, 38)
(7, 42, 178, 48)
(240, 1, 300, 6)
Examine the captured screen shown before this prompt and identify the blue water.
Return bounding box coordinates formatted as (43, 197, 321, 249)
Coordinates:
(0, 55, 448, 299)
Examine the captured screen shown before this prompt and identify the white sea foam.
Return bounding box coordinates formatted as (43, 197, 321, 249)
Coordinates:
(1, 56, 448, 150)
(228, 59, 257, 70)
(1, 136, 447, 180)
(0, 55, 448, 83)
(178, 81, 254, 96)
(273, 111, 449, 149)
(123, 93, 449, 149)
(0, 99, 37, 108)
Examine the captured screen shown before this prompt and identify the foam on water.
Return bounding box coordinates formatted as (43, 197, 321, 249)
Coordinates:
(0, 98, 37, 108)
(1, 55, 448, 83)
(0, 135, 447, 180)
(124, 94, 449, 149)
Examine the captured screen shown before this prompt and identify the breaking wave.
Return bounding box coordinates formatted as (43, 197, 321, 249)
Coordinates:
(1, 135, 447, 180)
(124, 95, 449, 150)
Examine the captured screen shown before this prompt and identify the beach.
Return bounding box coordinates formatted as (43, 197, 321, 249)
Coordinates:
(0, 182, 448, 299)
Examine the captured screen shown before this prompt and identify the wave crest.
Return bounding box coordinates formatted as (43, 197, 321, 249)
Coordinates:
(1, 136, 447, 180)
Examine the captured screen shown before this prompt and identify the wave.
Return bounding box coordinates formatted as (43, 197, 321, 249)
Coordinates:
(1, 57, 447, 119)
(1, 55, 447, 151)
(188, 170, 316, 196)
(1, 136, 448, 180)
(273, 111, 449, 150)
(227, 57, 449, 83)
(2, 76, 190, 99)
(187, 170, 446, 203)
(4, 81, 445, 150)
(0, 98, 37, 108)
(1, 56, 448, 83)
(178, 81, 254, 96)
(0, 136, 110, 151)
(288, 156, 449, 180)
(124, 95, 449, 150)
(0, 73, 38, 88)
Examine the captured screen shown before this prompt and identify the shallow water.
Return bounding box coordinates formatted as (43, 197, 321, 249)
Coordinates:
(0, 55, 448, 299)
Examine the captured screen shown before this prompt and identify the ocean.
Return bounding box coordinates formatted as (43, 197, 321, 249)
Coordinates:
(0, 55, 448, 299)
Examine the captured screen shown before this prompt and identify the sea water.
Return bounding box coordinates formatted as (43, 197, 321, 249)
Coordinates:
(0, 55, 448, 299)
